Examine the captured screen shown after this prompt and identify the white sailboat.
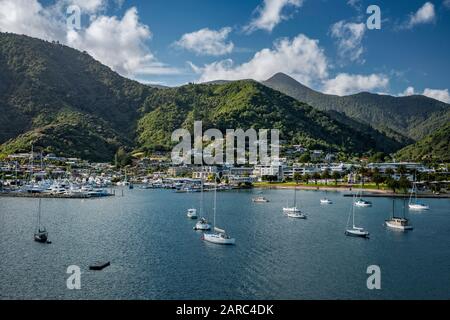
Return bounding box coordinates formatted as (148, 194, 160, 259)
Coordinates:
(385, 199, 413, 231)
(283, 186, 306, 218)
(408, 182, 429, 210)
(34, 198, 49, 243)
(354, 178, 372, 207)
(345, 196, 369, 238)
(194, 168, 211, 231)
(202, 176, 235, 245)
(320, 191, 332, 204)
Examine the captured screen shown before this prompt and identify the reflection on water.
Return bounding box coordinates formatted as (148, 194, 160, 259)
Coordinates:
(0, 188, 449, 299)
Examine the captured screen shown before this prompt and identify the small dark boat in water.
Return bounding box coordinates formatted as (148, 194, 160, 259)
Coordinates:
(34, 199, 49, 243)
(34, 228, 48, 243)
(89, 261, 111, 271)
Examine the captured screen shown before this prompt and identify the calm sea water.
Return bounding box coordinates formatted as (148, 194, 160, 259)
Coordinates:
(0, 188, 449, 300)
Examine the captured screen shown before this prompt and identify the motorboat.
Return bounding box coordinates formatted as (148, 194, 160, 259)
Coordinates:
(252, 196, 269, 203)
(187, 208, 198, 219)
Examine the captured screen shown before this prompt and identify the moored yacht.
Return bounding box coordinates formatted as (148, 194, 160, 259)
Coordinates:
(202, 175, 235, 245)
(194, 217, 211, 230)
(345, 196, 369, 238)
(283, 186, 306, 218)
(252, 196, 269, 203)
(320, 198, 332, 204)
(354, 199, 372, 207)
(203, 227, 235, 245)
(187, 208, 198, 219)
(386, 199, 413, 231)
(408, 182, 430, 210)
(34, 199, 49, 243)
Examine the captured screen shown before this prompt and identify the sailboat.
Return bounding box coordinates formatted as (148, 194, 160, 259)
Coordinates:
(345, 196, 369, 238)
(283, 185, 306, 218)
(354, 177, 372, 207)
(320, 190, 332, 204)
(34, 198, 49, 243)
(202, 176, 235, 244)
(408, 182, 429, 210)
(194, 169, 211, 231)
(385, 199, 413, 231)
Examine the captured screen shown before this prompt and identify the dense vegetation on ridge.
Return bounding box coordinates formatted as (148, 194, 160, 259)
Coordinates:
(0, 32, 447, 162)
(136, 80, 405, 154)
(263, 73, 450, 142)
(395, 122, 450, 163)
(0, 32, 153, 161)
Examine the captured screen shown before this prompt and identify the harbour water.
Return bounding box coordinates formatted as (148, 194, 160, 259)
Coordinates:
(1, 188, 449, 299)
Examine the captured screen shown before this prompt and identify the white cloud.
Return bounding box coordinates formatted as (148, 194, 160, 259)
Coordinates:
(330, 20, 366, 63)
(0, 0, 178, 78)
(174, 27, 234, 56)
(322, 73, 389, 96)
(65, 0, 106, 13)
(423, 88, 450, 103)
(245, 0, 303, 33)
(190, 34, 328, 86)
(401, 86, 416, 96)
(0, 0, 65, 41)
(67, 7, 170, 76)
(399, 87, 450, 103)
(444, 0, 450, 9)
(404, 2, 436, 28)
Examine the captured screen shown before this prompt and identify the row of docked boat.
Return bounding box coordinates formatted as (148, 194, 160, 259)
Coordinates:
(20, 181, 110, 197)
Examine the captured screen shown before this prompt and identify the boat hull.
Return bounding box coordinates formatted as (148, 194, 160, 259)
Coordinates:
(34, 233, 48, 243)
(203, 233, 235, 245)
(354, 202, 371, 207)
(408, 204, 429, 210)
(385, 220, 414, 231)
(194, 223, 211, 230)
(345, 229, 369, 238)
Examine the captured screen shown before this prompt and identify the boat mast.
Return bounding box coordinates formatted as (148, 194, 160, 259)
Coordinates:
(30, 144, 34, 184)
(293, 185, 297, 208)
(352, 197, 356, 228)
(213, 173, 217, 228)
(200, 166, 204, 217)
(37, 198, 42, 229)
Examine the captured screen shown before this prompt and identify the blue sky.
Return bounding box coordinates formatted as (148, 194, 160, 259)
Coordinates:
(1, 0, 450, 101)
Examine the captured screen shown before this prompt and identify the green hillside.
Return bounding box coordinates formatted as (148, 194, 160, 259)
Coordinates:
(136, 80, 405, 154)
(395, 123, 450, 162)
(263, 73, 450, 142)
(0, 32, 427, 162)
(0, 32, 153, 161)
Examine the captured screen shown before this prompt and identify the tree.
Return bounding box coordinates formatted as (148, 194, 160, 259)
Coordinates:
(358, 165, 369, 186)
(321, 169, 330, 185)
(369, 152, 386, 163)
(302, 173, 310, 184)
(396, 165, 407, 176)
(293, 172, 302, 183)
(312, 172, 321, 185)
(398, 176, 411, 193)
(332, 171, 341, 186)
(385, 177, 399, 193)
(372, 171, 385, 189)
(114, 147, 131, 168)
(298, 153, 311, 163)
(385, 167, 394, 177)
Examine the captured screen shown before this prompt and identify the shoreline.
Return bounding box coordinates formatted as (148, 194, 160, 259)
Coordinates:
(253, 184, 450, 198)
(253, 184, 389, 193)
